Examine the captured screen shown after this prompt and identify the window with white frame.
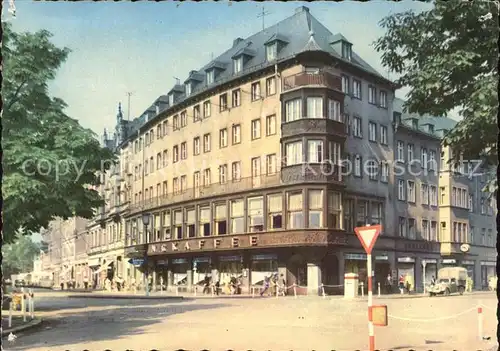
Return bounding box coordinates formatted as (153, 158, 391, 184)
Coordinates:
(368, 122, 377, 141)
(328, 99, 341, 121)
(173, 177, 179, 194)
(268, 193, 283, 230)
(173, 145, 179, 163)
(353, 117, 362, 137)
(193, 105, 201, 122)
(287, 192, 304, 229)
(219, 94, 228, 112)
(251, 119, 261, 140)
(214, 203, 227, 235)
(251, 82, 261, 101)
(203, 101, 211, 118)
(430, 221, 437, 241)
(307, 97, 323, 118)
(308, 140, 324, 163)
(407, 144, 414, 162)
(421, 184, 429, 205)
(341, 75, 349, 94)
(173, 115, 179, 130)
(232, 124, 241, 144)
(230, 199, 244, 234)
(206, 70, 214, 85)
(368, 86, 376, 104)
(397, 141, 404, 162)
(429, 185, 437, 206)
(352, 79, 361, 99)
(266, 43, 277, 61)
(468, 193, 474, 212)
(398, 179, 405, 200)
(266, 115, 276, 136)
(367, 160, 378, 180)
(174, 210, 183, 239)
(199, 206, 211, 237)
(193, 172, 200, 189)
(422, 220, 430, 240)
(162, 149, 169, 167)
(354, 155, 362, 177)
(219, 164, 228, 184)
(328, 191, 342, 228)
(381, 161, 389, 182)
(219, 128, 228, 148)
(285, 98, 302, 122)
(232, 89, 241, 107)
(408, 218, 416, 239)
(185, 83, 192, 97)
(248, 196, 264, 232)
(266, 154, 276, 175)
(380, 125, 388, 144)
(180, 175, 187, 191)
(233, 57, 243, 74)
(251, 157, 261, 178)
(266, 76, 276, 96)
(329, 142, 341, 166)
(407, 180, 416, 202)
(429, 150, 436, 171)
(169, 94, 174, 107)
(203, 168, 211, 186)
(285, 141, 303, 166)
(232, 161, 241, 181)
(421, 148, 428, 169)
(379, 91, 388, 108)
(308, 190, 323, 228)
(193, 137, 201, 155)
(371, 202, 383, 225)
(180, 142, 187, 160)
(203, 133, 211, 152)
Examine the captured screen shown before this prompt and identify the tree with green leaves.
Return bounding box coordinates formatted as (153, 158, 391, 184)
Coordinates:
(2, 23, 116, 243)
(374, 1, 498, 192)
(2, 236, 41, 277)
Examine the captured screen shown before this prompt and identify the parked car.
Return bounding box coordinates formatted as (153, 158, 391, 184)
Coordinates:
(429, 267, 467, 296)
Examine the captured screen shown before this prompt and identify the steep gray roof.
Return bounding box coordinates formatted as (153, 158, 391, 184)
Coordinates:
(121, 6, 390, 143)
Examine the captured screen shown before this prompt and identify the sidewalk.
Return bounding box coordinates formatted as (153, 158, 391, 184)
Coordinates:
(1, 317, 43, 337)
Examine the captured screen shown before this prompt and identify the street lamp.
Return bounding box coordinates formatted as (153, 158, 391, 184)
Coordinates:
(142, 213, 151, 296)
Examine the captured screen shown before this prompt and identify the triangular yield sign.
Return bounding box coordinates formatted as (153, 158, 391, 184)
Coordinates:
(354, 224, 382, 254)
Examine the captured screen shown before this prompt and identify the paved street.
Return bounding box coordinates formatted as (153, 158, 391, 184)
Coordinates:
(3, 291, 498, 351)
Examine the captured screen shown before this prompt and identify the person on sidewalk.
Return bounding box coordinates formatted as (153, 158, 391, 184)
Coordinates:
(260, 276, 270, 297)
(202, 275, 211, 294)
(398, 274, 405, 294)
(385, 274, 392, 294)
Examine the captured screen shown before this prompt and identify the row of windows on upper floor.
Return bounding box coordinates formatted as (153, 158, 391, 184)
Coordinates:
(340, 74, 388, 108)
(133, 77, 278, 154)
(395, 141, 438, 168)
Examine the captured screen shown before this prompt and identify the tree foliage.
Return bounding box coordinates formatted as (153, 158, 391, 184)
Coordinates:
(2, 236, 41, 277)
(374, 1, 498, 192)
(2, 23, 116, 243)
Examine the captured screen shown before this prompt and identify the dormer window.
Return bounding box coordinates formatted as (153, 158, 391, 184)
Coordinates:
(233, 57, 243, 74)
(168, 94, 174, 107)
(185, 83, 192, 97)
(155, 104, 160, 114)
(206, 70, 215, 85)
(266, 43, 277, 61)
(428, 125, 434, 133)
(342, 42, 352, 61)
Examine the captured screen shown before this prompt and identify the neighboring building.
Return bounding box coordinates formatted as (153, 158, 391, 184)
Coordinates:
(393, 98, 496, 290)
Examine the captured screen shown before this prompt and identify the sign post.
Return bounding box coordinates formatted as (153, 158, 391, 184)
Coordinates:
(354, 224, 382, 351)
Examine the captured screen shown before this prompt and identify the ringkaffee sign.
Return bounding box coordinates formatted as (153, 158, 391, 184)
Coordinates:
(147, 230, 348, 255)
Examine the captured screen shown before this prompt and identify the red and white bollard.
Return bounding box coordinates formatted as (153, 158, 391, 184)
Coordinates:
(477, 304, 483, 341)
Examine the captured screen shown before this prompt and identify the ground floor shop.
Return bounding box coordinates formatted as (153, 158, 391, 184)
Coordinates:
(480, 261, 496, 289)
(86, 249, 127, 289)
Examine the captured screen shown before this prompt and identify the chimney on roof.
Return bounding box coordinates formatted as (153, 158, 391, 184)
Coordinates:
(295, 6, 310, 14)
(233, 37, 244, 47)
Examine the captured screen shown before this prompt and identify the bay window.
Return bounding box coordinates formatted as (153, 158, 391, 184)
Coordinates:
(308, 190, 323, 228)
(329, 142, 341, 166)
(328, 99, 341, 121)
(248, 196, 264, 232)
(307, 97, 323, 118)
(186, 208, 196, 238)
(308, 140, 323, 163)
(214, 203, 227, 235)
(199, 206, 211, 237)
(174, 210, 183, 240)
(328, 191, 342, 229)
(230, 199, 244, 234)
(287, 192, 304, 229)
(285, 141, 303, 166)
(267, 193, 283, 230)
(285, 98, 302, 122)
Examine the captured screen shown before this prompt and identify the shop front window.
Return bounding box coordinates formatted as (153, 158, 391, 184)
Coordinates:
(308, 190, 323, 228)
(199, 206, 211, 237)
(267, 193, 283, 230)
(248, 196, 264, 232)
(287, 192, 304, 229)
(215, 203, 227, 235)
(230, 199, 244, 234)
(251, 255, 278, 285)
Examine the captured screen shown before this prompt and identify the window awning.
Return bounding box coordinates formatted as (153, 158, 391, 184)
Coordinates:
(93, 259, 114, 275)
(174, 274, 187, 285)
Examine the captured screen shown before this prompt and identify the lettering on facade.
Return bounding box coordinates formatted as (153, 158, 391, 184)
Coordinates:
(160, 244, 167, 252)
(250, 236, 258, 246)
(151, 245, 157, 253)
(214, 239, 221, 248)
(199, 240, 205, 249)
(330, 235, 348, 245)
(172, 243, 178, 251)
(184, 242, 190, 250)
(232, 237, 239, 248)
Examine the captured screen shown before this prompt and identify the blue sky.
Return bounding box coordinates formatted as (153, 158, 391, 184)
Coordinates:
(4, 1, 434, 137)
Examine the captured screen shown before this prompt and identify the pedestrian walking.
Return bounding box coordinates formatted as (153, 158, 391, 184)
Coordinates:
(260, 276, 270, 297)
(385, 273, 392, 294)
(202, 275, 211, 294)
(398, 274, 405, 294)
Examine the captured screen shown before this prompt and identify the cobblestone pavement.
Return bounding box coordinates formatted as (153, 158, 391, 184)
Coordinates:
(5, 292, 498, 351)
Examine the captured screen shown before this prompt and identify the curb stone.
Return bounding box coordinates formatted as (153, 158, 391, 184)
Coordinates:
(1, 318, 43, 337)
(66, 294, 184, 300)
